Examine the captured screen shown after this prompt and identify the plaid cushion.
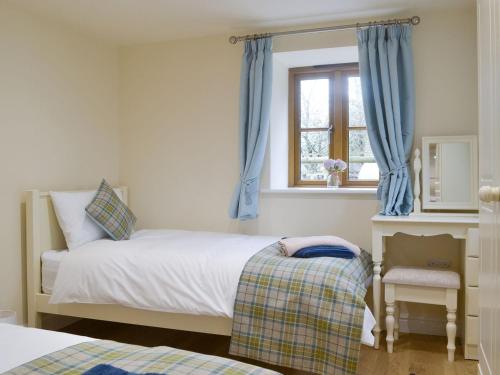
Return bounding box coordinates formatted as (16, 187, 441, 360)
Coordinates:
(86, 179, 136, 240)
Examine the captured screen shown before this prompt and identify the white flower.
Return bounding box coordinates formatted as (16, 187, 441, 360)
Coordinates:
(323, 159, 336, 171)
(324, 158, 347, 172)
(333, 159, 347, 171)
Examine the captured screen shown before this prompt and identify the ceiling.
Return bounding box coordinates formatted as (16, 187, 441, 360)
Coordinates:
(8, 0, 474, 45)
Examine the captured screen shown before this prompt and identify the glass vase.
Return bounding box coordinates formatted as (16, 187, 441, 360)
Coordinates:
(326, 172, 341, 188)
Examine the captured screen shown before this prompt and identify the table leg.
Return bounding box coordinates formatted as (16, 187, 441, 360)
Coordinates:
(371, 229, 384, 350)
(373, 261, 382, 349)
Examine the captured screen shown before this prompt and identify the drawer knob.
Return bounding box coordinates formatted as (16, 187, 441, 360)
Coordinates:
(479, 186, 500, 203)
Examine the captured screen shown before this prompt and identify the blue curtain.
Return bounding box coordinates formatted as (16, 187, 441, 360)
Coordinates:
(229, 37, 273, 220)
(357, 25, 415, 215)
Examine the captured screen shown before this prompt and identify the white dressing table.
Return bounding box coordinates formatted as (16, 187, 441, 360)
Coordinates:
(370, 138, 480, 358)
(370, 213, 479, 359)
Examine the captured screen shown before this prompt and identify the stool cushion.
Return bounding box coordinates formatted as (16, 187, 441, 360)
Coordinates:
(382, 266, 460, 289)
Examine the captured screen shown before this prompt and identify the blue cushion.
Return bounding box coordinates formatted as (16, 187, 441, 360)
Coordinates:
(292, 245, 355, 259)
(83, 364, 161, 375)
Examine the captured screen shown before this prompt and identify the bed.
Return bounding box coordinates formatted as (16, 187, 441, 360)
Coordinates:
(0, 323, 278, 374)
(25, 188, 375, 374)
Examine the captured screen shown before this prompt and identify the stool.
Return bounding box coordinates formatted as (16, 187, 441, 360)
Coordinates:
(382, 266, 460, 362)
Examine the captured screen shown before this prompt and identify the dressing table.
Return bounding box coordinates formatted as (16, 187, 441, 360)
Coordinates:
(370, 136, 480, 360)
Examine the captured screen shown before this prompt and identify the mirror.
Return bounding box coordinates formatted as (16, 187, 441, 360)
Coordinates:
(421, 135, 478, 210)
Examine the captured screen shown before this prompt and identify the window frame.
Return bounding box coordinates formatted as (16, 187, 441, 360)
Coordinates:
(288, 63, 378, 188)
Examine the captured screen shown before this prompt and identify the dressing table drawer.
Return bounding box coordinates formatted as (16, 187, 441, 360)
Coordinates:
(465, 257, 479, 286)
(465, 316, 479, 345)
(465, 228, 479, 257)
(466, 286, 479, 316)
(464, 316, 479, 360)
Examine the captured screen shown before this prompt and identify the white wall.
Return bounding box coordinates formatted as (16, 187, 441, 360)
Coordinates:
(119, 36, 243, 233)
(0, 3, 120, 322)
(119, 6, 477, 333)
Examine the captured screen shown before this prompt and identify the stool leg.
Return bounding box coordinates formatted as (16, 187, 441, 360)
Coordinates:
(446, 308, 456, 362)
(386, 302, 395, 353)
(394, 303, 400, 341)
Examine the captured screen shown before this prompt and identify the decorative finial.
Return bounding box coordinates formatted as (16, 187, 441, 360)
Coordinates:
(412, 147, 422, 215)
(411, 16, 421, 25)
(229, 36, 238, 44)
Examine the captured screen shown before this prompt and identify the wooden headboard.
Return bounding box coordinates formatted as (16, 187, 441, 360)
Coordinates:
(24, 187, 128, 326)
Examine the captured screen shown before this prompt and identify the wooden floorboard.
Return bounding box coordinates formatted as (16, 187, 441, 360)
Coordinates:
(59, 319, 477, 375)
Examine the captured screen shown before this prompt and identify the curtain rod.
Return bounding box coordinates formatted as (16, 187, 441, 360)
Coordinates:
(228, 15, 420, 44)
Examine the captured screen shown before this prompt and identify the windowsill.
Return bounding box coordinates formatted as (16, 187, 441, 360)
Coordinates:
(261, 187, 378, 196)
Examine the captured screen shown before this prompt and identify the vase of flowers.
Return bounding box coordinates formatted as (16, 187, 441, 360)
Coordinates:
(323, 159, 347, 188)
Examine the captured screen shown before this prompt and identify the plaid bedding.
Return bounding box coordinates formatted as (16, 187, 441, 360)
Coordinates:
(229, 243, 373, 375)
(6, 340, 279, 375)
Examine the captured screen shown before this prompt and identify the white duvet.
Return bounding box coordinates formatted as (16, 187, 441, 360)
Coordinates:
(51, 229, 280, 317)
(0, 324, 94, 373)
(50, 229, 375, 345)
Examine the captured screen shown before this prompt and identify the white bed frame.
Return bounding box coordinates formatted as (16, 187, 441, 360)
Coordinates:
(25, 188, 232, 335)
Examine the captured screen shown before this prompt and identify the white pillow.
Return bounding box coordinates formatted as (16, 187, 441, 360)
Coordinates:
(50, 189, 123, 250)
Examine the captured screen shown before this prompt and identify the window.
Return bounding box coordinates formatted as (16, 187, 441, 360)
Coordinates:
(288, 63, 379, 187)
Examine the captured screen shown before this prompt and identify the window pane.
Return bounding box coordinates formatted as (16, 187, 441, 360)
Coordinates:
(349, 162, 379, 181)
(300, 131, 329, 180)
(300, 79, 329, 129)
(348, 130, 379, 180)
(348, 76, 366, 127)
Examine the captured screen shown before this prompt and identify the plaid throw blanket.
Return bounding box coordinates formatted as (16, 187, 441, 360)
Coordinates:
(6, 340, 279, 375)
(229, 243, 372, 375)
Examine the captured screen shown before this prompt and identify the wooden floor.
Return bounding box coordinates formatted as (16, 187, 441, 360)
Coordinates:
(60, 319, 478, 375)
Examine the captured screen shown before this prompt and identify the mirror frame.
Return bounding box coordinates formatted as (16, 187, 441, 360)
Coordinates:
(421, 135, 478, 211)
